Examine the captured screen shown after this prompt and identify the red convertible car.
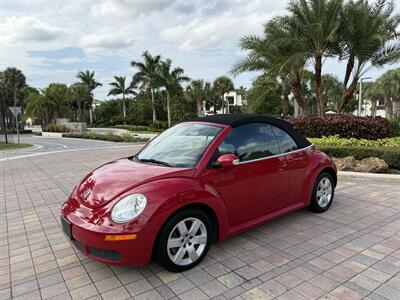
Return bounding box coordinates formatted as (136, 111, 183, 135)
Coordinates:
(61, 114, 336, 271)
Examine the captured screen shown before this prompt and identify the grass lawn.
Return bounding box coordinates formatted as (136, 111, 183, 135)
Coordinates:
(0, 142, 32, 151)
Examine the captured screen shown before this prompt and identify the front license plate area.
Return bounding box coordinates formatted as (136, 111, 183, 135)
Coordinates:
(61, 216, 72, 240)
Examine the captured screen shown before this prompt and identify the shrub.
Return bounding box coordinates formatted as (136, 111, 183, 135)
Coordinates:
(63, 133, 149, 143)
(120, 131, 133, 142)
(288, 116, 393, 139)
(114, 125, 163, 132)
(6, 129, 33, 134)
(316, 145, 400, 169)
(389, 117, 400, 136)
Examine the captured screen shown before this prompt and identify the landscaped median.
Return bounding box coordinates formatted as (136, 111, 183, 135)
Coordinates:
(62, 132, 149, 143)
(0, 141, 32, 151)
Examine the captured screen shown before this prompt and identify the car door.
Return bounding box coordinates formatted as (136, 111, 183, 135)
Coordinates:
(271, 126, 310, 205)
(213, 123, 289, 226)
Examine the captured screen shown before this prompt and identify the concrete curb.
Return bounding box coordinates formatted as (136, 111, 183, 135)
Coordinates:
(338, 171, 400, 180)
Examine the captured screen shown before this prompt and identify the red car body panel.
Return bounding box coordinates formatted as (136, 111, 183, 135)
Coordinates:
(61, 121, 336, 266)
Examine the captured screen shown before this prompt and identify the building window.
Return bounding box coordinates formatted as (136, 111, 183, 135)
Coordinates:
(226, 96, 234, 105)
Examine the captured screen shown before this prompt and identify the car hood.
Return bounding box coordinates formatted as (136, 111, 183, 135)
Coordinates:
(76, 158, 196, 208)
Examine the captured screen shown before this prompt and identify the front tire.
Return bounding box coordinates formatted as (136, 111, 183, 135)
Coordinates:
(156, 208, 212, 272)
(309, 172, 334, 213)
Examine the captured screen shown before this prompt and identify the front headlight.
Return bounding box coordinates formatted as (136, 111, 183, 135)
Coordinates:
(111, 194, 147, 223)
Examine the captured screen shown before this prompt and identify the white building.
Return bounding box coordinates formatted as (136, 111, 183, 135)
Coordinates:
(204, 91, 246, 115)
(355, 98, 386, 117)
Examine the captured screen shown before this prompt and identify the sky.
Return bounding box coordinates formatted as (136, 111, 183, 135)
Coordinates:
(1, 0, 400, 100)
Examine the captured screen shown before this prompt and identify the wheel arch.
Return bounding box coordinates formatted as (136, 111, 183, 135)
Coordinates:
(151, 202, 219, 260)
(320, 166, 337, 187)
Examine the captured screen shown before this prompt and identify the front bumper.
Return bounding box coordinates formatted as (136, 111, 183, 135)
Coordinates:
(60, 194, 158, 266)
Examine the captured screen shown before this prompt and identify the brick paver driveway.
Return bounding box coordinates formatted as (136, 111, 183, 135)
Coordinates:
(1, 147, 399, 300)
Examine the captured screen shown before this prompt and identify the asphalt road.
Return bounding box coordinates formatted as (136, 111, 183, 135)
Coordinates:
(0, 134, 144, 161)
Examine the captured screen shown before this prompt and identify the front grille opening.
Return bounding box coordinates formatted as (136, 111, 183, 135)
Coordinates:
(89, 247, 122, 262)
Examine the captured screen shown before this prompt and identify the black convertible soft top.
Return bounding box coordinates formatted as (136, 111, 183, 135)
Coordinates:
(193, 114, 311, 149)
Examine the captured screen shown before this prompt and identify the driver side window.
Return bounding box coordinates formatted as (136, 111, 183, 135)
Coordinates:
(218, 123, 280, 162)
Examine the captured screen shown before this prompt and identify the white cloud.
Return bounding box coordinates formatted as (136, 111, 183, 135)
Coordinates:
(80, 34, 134, 53)
(1, 16, 66, 43)
(90, 0, 177, 20)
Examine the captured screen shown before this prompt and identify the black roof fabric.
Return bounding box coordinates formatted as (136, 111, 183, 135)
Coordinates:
(192, 114, 311, 149)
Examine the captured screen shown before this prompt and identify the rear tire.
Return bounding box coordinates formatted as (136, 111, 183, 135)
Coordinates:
(155, 208, 212, 272)
(309, 172, 334, 213)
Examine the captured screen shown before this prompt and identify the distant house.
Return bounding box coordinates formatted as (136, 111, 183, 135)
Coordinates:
(204, 90, 247, 115)
(354, 98, 386, 117)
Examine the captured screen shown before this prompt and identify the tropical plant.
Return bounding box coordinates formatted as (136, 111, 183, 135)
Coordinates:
(288, 0, 342, 116)
(67, 83, 91, 122)
(232, 16, 308, 115)
(108, 76, 137, 124)
(157, 59, 190, 127)
(185, 80, 210, 117)
(336, 0, 400, 113)
(44, 83, 69, 119)
(375, 68, 400, 118)
(76, 70, 102, 125)
(246, 75, 282, 115)
(131, 51, 162, 125)
(213, 76, 234, 114)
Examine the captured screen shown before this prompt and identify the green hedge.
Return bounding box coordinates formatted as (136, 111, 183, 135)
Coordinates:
(63, 132, 149, 143)
(309, 135, 400, 147)
(288, 116, 393, 139)
(316, 145, 400, 169)
(114, 124, 164, 132)
(6, 129, 33, 134)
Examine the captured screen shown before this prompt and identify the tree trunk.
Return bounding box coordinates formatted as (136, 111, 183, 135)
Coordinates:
(213, 98, 217, 115)
(151, 88, 157, 124)
(343, 55, 354, 89)
(122, 93, 126, 125)
(166, 91, 171, 127)
(0, 99, 8, 144)
(289, 71, 307, 115)
(197, 99, 203, 117)
(282, 94, 289, 117)
(385, 96, 393, 118)
(392, 98, 400, 118)
(313, 54, 324, 117)
(338, 79, 358, 114)
(371, 100, 377, 117)
(221, 94, 225, 114)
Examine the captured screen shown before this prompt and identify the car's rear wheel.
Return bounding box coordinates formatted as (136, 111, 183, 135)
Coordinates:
(309, 172, 334, 213)
(156, 208, 211, 272)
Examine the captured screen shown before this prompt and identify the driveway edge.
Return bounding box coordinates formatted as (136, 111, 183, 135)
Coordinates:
(338, 170, 400, 181)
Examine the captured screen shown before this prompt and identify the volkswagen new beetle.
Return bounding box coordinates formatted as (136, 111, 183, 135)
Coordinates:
(61, 114, 336, 272)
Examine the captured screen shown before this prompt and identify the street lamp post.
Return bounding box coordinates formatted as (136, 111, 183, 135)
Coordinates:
(358, 77, 372, 117)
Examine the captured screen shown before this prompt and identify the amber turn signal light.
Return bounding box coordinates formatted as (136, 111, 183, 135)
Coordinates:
(104, 234, 137, 241)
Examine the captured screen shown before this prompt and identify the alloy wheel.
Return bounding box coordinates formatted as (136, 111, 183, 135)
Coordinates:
(316, 177, 333, 208)
(167, 217, 207, 266)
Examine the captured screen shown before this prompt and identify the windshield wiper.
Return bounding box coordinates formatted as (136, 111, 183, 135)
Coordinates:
(137, 158, 172, 167)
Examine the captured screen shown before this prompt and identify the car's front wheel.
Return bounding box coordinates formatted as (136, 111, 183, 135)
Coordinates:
(309, 172, 335, 213)
(156, 208, 211, 272)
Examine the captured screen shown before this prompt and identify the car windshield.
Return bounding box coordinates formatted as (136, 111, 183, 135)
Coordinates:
(136, 123, 222, 168)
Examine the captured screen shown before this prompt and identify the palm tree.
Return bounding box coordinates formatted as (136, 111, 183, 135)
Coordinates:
(213, 76, 234, 114)
(336, 0, 400, 113)
(76, 70, 102, 126)
(131, 51, 162, 125)
(67, 83, 91, 122)
(3, 67, 26, 142)
(108, 76, 137, 124)
(376, 68, 400, 118)
(288, 0, 342, 116)
(157, 59, 190, 127)
(232, 16, 308, 115)
(186, 80, 211, 117)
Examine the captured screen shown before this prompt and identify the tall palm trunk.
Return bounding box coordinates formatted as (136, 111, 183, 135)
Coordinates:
(151, 88, 157, 124)
(338, 79, 358, 114)
(213, 98, 217, 115)
(0, 99, 8, 144)
(122, 93, 126, 125)
(289, 71, 307, 116)
(282, 94, 289, 117)
(166, 91, 171, 127)
(313, 54, 324, 117)
(221, 95, 225, 114)
(196, 99, 203, 117)
(392, 98, 400, 118)
(385, 96, 393, 119)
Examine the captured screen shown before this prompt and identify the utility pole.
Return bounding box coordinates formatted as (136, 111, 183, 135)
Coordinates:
(358, 77, 372, 117)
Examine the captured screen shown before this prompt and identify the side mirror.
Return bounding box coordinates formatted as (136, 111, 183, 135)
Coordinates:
(216, 154, 240, 168)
